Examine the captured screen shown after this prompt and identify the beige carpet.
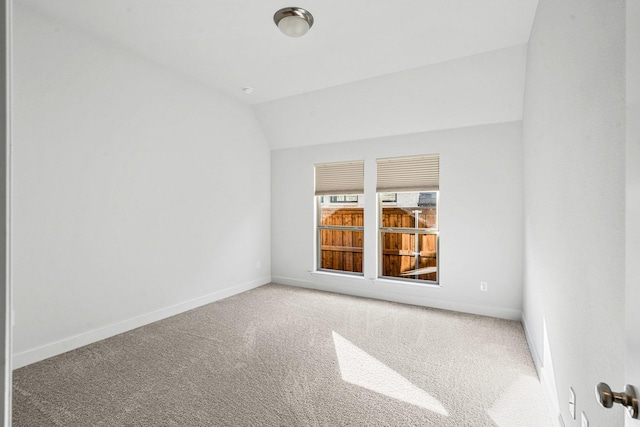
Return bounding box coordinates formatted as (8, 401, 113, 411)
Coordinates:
(13, 283, 552, 426)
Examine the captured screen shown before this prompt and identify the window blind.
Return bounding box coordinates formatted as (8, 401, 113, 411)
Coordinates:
(376, 154, 439, 192)
(315, 160, 364, 195)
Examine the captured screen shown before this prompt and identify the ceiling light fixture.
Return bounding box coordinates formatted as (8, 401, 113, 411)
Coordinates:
(273, 7, 314, 38)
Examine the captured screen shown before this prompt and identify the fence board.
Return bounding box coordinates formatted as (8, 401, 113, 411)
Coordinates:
(319, 208, 364, 273)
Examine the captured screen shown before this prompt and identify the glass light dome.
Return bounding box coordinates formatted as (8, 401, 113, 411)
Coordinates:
(278, 15, 310, 37)
(274, 8, 314, 38)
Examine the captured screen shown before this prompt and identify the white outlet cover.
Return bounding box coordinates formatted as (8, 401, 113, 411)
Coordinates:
(581, 412, 588, 427)
(480, 281, 488, 291)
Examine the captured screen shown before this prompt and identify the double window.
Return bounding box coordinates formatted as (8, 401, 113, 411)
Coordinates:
(315, 154, 439, 284)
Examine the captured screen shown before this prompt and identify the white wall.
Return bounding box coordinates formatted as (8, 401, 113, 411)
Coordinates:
(12, 4, 271, 368)
(255, 45, 528, 149)
(1, 0, 12, 421)
(521, 0, 626, 425)
(272, 121, 523, 320)
(626, 1, 640, 426)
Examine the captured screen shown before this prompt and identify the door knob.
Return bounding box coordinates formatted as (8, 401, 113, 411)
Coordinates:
(595, 383, 639, 419)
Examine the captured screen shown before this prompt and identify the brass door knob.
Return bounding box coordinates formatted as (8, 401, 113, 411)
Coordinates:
(595, 383, 639, 419)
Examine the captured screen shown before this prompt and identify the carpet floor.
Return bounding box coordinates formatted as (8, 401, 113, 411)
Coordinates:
(13, 283, 552, 426)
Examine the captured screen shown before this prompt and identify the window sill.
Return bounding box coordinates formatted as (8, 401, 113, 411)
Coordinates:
(309, 272, 441, 289)
(372, 278, 441, 289)
(310, 270, 367, 281)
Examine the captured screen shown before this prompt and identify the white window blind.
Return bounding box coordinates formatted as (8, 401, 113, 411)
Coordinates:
(376, 154, 439, 192)
(315, 160, 364, 195)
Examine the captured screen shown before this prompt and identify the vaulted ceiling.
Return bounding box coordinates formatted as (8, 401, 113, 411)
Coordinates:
(20, 0, 539, 106)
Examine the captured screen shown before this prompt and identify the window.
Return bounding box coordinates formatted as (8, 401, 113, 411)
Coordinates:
(317, 194, 364, 274)
(315, 161, 364, 275)
(329, 195, 358, 203)
(379, 191, 438, 282)
(379, 192, 397, 203)
(377, 154, 439, 284)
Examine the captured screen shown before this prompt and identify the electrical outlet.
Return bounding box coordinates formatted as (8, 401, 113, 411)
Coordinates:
(480, 281, 488, 292)
(256, 261, 261, 269)
(569, 387, 576, 419)
(581, 412, 588, 427)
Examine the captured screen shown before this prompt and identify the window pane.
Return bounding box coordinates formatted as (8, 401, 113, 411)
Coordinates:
(380, 192, 397, 203)
(380, 231, 437, 282)
(381, 191, 437, 229)
(320, 206, 364, 227)
(320, 194, 364, 225)
(318, 194, 364, 275)
(319, 229, 364, 273)
(329, 195, 358, 203)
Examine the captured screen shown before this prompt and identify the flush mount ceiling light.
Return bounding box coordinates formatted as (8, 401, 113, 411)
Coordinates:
(274, 7, 314, 37)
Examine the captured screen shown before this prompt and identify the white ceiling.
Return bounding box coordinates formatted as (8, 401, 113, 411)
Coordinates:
(20, 0, 540, 105)
(255, 44, 528, 149)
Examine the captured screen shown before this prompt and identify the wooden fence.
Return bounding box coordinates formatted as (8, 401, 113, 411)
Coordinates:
(320, 208, 363, 273)
(319, 207, 437, 281)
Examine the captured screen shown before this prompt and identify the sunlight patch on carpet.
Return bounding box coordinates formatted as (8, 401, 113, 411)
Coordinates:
(332, 331, 448, 416)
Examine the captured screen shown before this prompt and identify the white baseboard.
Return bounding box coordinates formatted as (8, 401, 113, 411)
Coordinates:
(12, 276, 271, 369)
(272, 275, 522, 321)
(522, 313, 562, 427)
(522, 314, 542, 373)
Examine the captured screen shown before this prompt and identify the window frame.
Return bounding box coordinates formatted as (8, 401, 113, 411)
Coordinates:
(377, 191, 440, 285)
(316, 194, 365, 276)
(314, 160, 365, 276)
